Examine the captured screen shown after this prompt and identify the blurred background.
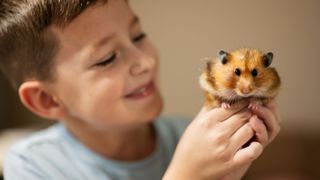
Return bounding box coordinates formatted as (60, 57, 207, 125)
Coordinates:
(1, 0, 319, 179)
(131, 0, 320, 133)
(131, 0, 320, 179)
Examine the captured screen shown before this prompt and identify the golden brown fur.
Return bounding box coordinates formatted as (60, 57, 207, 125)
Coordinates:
(199, 48, 281, 108)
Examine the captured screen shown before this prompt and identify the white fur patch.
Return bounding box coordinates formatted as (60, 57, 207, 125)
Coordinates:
(199, 72, 215, 93)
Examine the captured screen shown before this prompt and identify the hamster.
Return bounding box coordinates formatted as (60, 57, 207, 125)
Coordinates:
(199, 48, 281, 108)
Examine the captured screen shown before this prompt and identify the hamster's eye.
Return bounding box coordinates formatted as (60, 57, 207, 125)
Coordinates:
(251, 69, 258, 77)
(235, 68, 241, 76)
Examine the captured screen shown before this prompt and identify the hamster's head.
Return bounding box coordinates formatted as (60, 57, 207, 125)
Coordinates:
(214, 48, 280, 99)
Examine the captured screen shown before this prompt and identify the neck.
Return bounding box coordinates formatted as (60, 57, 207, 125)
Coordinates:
(65, 120, 157, 161)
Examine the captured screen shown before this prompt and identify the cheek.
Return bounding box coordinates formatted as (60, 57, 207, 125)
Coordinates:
(58, 75, 125, 121)
(218, 72, 236, 90)
(255, 74, 269, 89)
(225, 75, 237, 89)
(85, 79, 123, 109)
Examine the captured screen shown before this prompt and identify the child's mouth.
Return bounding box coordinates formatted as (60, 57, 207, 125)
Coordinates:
(125, 81, 155, 99)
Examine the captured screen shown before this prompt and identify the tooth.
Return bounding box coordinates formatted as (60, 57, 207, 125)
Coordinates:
(139, 87, 146, 93)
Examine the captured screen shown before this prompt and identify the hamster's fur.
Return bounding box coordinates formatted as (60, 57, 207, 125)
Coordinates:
(199, 48, 281, 108)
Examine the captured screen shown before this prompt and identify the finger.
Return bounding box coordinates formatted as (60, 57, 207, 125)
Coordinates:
(251, 99, 281, 123)
(250, 104, 280, 142)
(221, 110, 252, 137)
(232, 141, 263, 167)
(265, 99, 282, 124)
(250, 116, 268, 146)
(229, 123, 255, 152)
(204, 100, 250, 123)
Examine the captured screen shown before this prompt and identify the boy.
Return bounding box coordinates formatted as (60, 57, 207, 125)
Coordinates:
(0, 0, 280, 179)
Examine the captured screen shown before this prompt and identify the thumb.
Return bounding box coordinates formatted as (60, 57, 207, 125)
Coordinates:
(233, 141, 263, 167)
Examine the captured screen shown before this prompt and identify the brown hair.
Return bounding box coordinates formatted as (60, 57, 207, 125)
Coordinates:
(0, 0, 108, 89)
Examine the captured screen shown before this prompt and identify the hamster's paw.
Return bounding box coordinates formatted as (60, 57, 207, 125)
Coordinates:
(221, 102, 231, 109)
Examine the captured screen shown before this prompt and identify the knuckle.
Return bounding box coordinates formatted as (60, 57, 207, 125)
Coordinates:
(211, 132, 226, 144)
(241, 113, 252, 123)
(198, 116, 212, 129)
(269, 126, 281, 142)
(271, 125, 281, 136)
(209, 126, 228, 142)
(245, 123, 254, 135)
(215, 145, 232, 161)
(238, 111, 251, 120)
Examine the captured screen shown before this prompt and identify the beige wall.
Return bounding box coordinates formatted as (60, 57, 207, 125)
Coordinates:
(131, 0, 320, 133)
(0, 1, 318, 133)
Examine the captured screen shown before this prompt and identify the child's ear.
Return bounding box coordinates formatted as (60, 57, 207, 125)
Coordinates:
(18, 81, 64, 120)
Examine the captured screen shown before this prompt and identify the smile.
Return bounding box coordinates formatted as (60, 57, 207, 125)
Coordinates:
(125, 81, 155, 99)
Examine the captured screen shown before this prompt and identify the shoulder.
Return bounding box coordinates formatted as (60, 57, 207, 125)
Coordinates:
(6, 123, 66, 154)
(4, 123, 68, 163)
(4, 124, 69, 178)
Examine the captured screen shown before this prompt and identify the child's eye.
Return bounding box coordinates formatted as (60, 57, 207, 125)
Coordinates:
(132, 33, 146, 43)
(96, 53, 116, 66)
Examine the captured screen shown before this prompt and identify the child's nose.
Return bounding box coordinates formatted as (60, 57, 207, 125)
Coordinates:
(128, 48, 155, 76)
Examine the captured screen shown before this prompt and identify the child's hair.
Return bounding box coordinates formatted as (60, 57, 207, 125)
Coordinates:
(0, 0, 108, 90)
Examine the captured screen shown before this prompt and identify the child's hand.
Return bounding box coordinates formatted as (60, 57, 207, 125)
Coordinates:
(163, 101, 263, 180)
(249, 99, 281, 147)
(219, 99, 281, 180)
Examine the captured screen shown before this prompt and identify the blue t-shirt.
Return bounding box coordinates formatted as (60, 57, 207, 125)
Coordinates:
(4, 117, 190, 180)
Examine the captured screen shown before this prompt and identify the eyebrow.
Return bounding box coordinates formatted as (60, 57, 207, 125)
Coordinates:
(94, 15, 140, 49)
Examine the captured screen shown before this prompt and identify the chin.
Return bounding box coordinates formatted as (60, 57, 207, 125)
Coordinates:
(144, 93, 164, 123)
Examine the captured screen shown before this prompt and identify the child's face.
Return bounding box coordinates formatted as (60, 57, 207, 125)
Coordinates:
(48, 0, 163, 130)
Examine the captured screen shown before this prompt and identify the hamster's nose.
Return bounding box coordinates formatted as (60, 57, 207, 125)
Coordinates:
(240, 86, 252, 94)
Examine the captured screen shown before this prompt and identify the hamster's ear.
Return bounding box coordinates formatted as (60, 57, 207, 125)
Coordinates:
(263, 52, 273, 67)
(18, 81, 65, 120)
(218, 50, 229, 64)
